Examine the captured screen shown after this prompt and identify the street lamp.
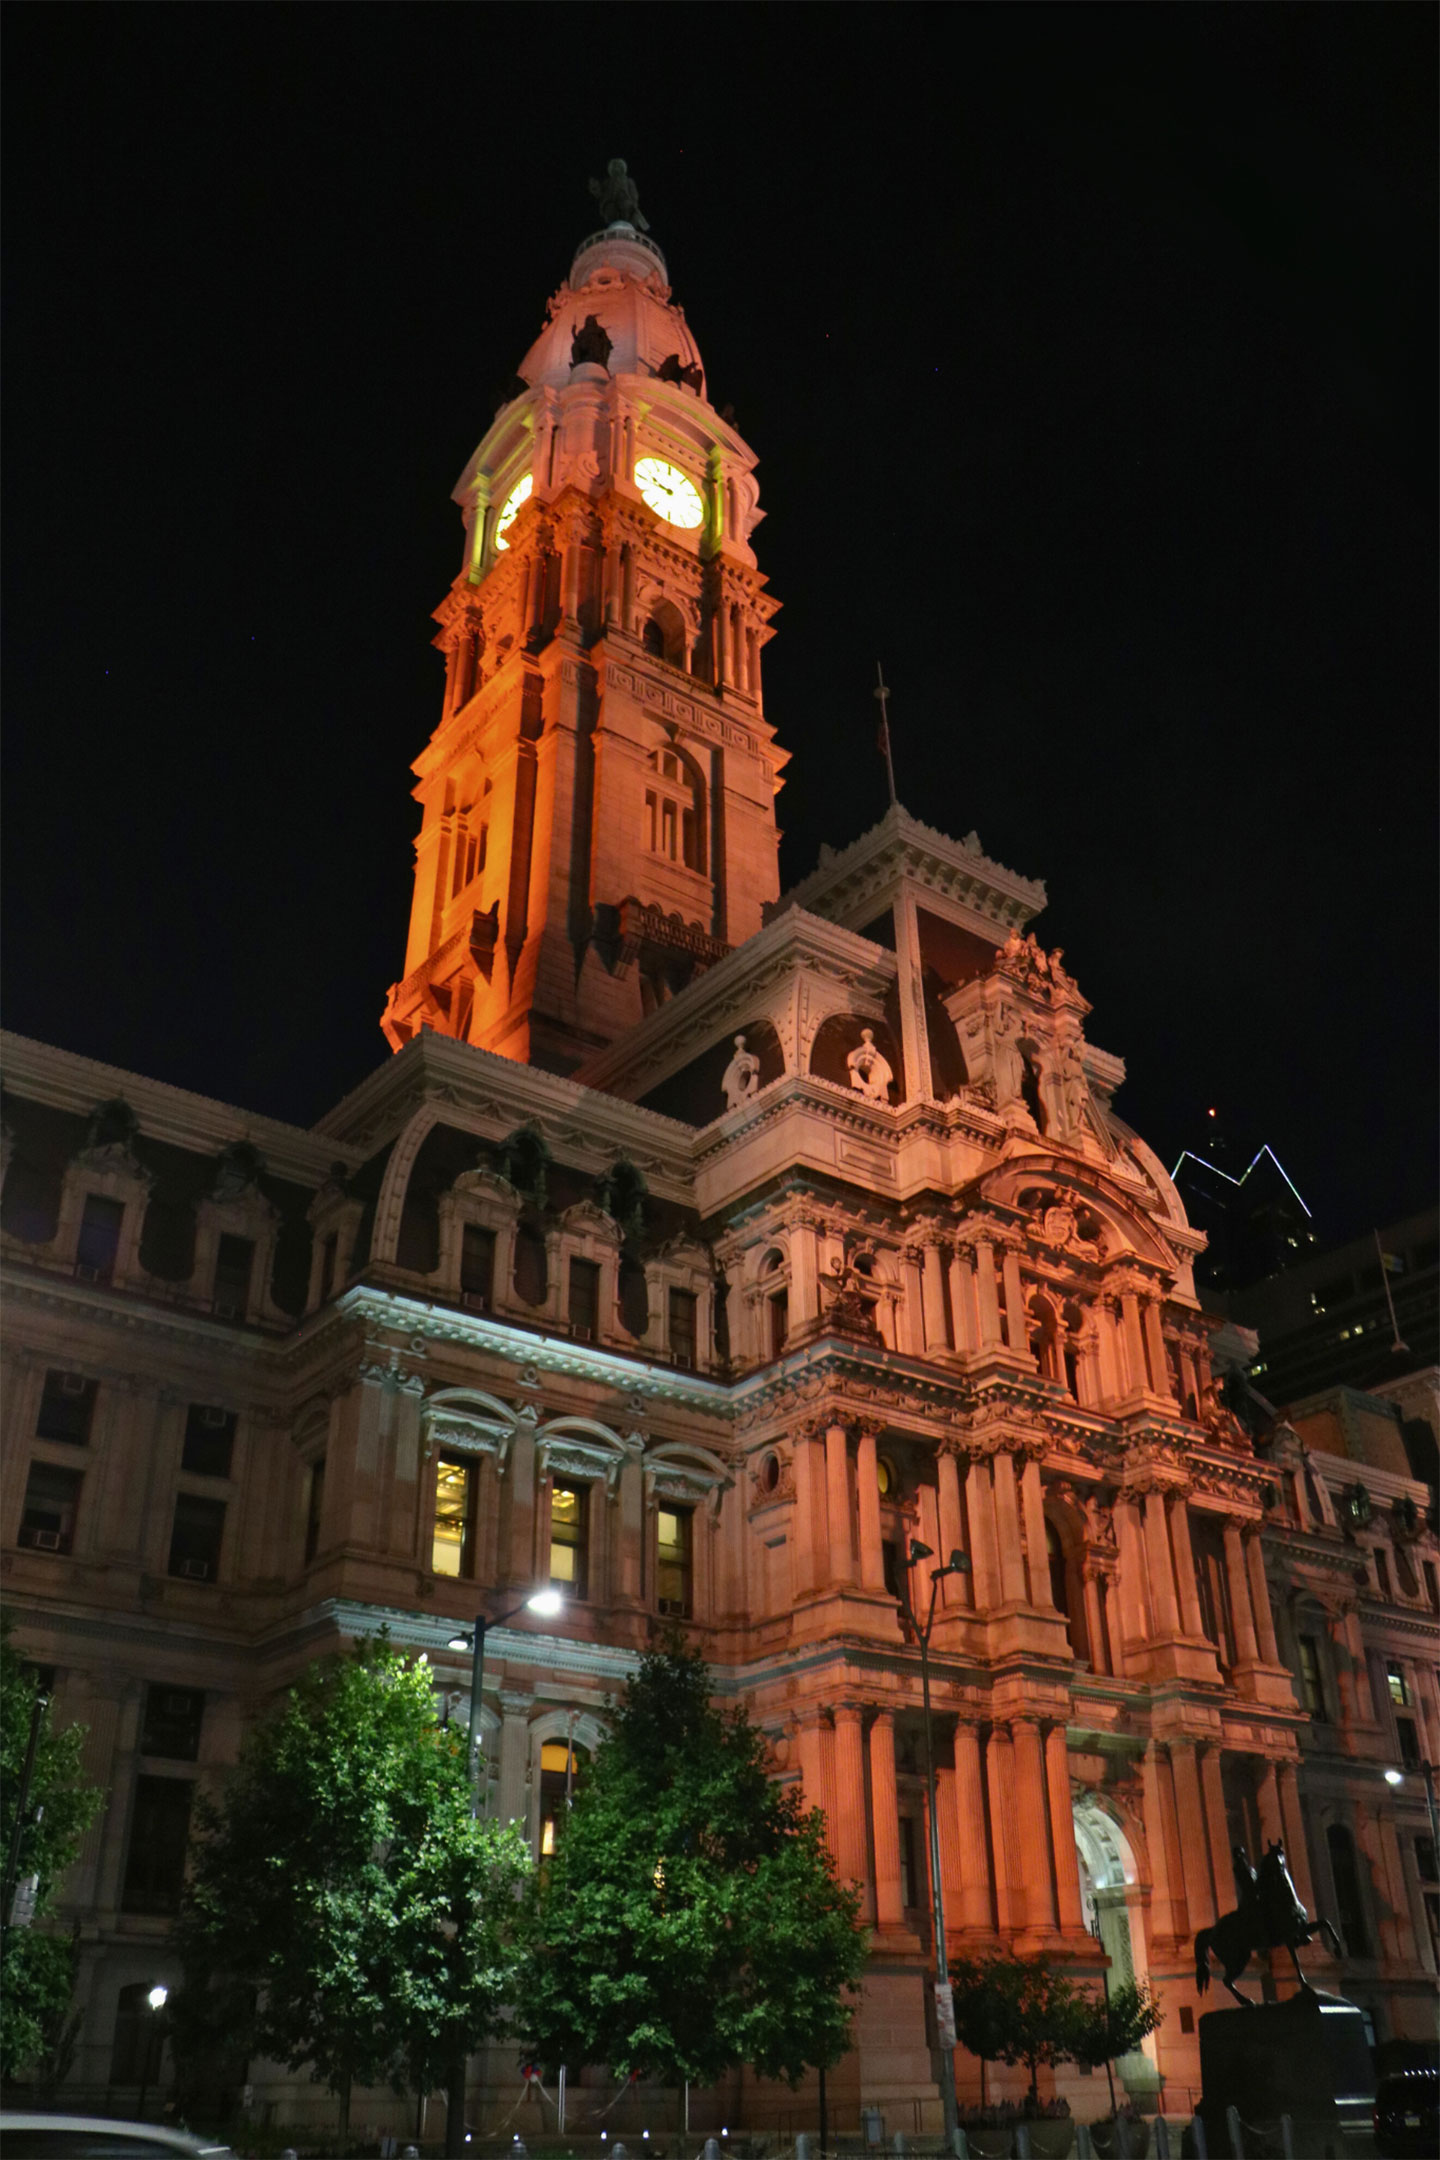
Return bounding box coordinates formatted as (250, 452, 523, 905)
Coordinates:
(136, 1983, 168, 2121)
(1385, 1759, 1440, 1856)
(447, 1589, 565, 1819)
(899, 1537, 971, 2159)
(443, 1589, 563, 2160)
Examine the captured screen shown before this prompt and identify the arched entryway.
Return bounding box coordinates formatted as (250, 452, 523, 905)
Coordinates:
(1072, 1795, 1162, 2102)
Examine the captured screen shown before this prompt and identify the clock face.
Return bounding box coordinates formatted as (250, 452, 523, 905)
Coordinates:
(634, 456, 704, 529)
(493, 473, 533, 552)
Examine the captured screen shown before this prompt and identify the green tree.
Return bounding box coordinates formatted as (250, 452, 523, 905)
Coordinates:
(1065, 1979, 1163, 2113)
(176, 1638, 530, 2140)
(517, 1635, 867, 2093)
(0, 1618, 101, 2083)
(951, 1954, 1086, 2109)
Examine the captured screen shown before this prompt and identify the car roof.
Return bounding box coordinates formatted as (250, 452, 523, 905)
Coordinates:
(0, 2117, 230, 2157)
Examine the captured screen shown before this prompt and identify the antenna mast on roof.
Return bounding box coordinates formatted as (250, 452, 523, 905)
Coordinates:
(874, 663, 898, 810)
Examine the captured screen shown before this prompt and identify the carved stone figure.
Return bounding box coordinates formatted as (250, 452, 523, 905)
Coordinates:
(588, 158, 650, 232)
(1049, 946, 1080, 997)
(1060, 1039, 1091, 1132)
(570, 314, 614, 370)
(720, 1034, 761, 1111)
(846, 1027, 894, 1103)
(990, 1007, 1026, 1105)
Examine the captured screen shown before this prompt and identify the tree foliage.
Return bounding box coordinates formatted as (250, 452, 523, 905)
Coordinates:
(517, 1636, 867, 2088)
(175, 1638, 530, 2125)
(951, 1954, 1087, 2104)
(0, 1618, 101, 2082)
(1065, 1978, 1163, 2103)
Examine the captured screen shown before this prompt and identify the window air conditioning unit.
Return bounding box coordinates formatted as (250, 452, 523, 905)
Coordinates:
(23, 1528, 63, 1552)
(212, 1300, 243, 1320)
(59, 1373, 88, 1396)
(177, 1557, 212, 1581)
(671, 1352, 693, 1370)
(199, 1406, 229, 1428)
(571, 1324, 594, 1343)
(461, 1292, 490, 1312)
(74, 1263, 105, 1283)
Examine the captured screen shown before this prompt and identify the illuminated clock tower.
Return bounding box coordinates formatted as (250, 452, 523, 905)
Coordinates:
(382, 169, 786, 1072)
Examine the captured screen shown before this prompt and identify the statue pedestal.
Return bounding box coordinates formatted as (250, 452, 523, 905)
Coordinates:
(1193, 1990, 1374, 2155)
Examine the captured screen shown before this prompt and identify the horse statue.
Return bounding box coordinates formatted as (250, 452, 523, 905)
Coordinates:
(1195, 1841, 1343, 2005)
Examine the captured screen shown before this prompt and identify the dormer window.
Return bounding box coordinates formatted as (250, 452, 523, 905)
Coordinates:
(451, 810, 489, 897)
(644, 748, 704, 871)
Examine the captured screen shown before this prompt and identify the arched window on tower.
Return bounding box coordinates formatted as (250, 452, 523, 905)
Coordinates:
(641, 599, 687, 669)
(643, 747, 705, 872)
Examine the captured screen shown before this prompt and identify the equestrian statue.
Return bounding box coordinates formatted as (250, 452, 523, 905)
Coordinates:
(1195, 1841, 1343, 2006)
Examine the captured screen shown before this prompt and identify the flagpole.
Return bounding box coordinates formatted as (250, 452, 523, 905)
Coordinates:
(874, 663, 898, 809)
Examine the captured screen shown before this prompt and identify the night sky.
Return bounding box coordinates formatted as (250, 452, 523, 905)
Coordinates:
(6, 6, 1435, 1246)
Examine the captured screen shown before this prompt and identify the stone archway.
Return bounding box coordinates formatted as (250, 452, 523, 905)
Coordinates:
(1072, 1794, 1162, 2101)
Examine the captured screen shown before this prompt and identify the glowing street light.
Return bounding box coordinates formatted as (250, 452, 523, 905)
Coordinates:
(137, 1983, 169, 2120)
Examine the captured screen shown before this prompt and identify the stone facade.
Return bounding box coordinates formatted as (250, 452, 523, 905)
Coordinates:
(4, 205, 1437, 2133)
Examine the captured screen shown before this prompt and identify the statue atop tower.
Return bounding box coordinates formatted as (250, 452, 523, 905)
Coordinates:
(588, 156, 650, 232)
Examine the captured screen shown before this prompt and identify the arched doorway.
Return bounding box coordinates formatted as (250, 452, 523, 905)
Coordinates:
(1072, 1795, 1162, 2102)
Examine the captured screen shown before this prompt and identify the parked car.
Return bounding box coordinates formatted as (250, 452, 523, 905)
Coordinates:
(0, 2117, 232, 2160)
(1373, 2067, 1440, 2160)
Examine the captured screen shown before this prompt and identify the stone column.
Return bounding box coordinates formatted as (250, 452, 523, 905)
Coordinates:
(936, 1764, 963, 1936)
(899, 1249, 926, 1355)
(1342, 1608, 1378, 1722)
(791, 1424, 825, 1598)
(855, 1425, 886, 1592)
(921, 1241, 949, 1353)
(1143, 1492, 1181, 1635)
(953, 1723, 993, 1930)
(1001, 1249, 1028, 1356)
(974, 1238, 1004, 1349)
(917, 1483, 942, 1579)
(1082, 1567, 1109, 1673)
(868, 1711, 905, 1930)
(949, 1250, 978, 1353)
(1245, 1533, 1280, 1663)
(964, 1456, 1001, 1612)
(1256, 1759, 1284, 1850)
(796, 1720, 828, 1824)
(1046, 1723, 1086, 1932)
(1377, 1813, 1416, 1962)
(1143, 1298, 1173, 1400)
(986, 1726, 1017, 1932)
(1222, 1524, 1260, 1664)
(1172, 1499, 1207, 1639)
(824, 1420, 854, 1586)
(1112, 1496, 1151, 1653)
(1020, 1455, 1054, 1609)
(497, 1693, 530, 1829)
(1277, 1762, 1317, 1913)
(1199, 1745, 1235, 1909)
(1169, 1742, 1217, 1930)
(1354, 1805, 1403, 1961)
(936, 1446, 971, 1607)
(992, 1450, 1030, 1606)
(1014, 1721, 1058, 1931)
(832, 1706, 870, 1899)
(1119, 1290, 1148, 1396)
(1141, 1745, 1181, 1942)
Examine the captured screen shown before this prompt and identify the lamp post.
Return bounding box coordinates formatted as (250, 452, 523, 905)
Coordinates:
(136, 1982, 168, 2121)
(900, 1537, 970, 2158)
(442, 1588, 565, 2158)
(1385, 1758, 1440, 1857)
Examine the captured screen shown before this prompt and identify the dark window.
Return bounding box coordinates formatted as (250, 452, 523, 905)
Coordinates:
(1397, 1714, 1421, 1770)
(657, 1505, 693, 1617)
(318, 1233, 338, 1301)
(882, 1538, 902, 1599)
(898, 1815, 921, 1911)
(18, 1461, 82, 1553)
(1192, 1520, 1234, 1664)
(212, 1233, 255, 1317)
(619, 1255, 650, 1338)
(643, 618, 666, 658)
(550, 1482, 589, 1599)
(669, 1288, 698, 1367)
(168, 1493, 225, 1582)
(460, 1223, 496, 1307)
(769, 1288, 789, 1358)
(181, 1404, 236, 1478)
(433, 1454, 475, 1578)
(36, 1370, 97, 1446)
(1046, 1518, 1070, 1617)
(1297, 1634, 1328, 1719)
(1326, 1823, 1370, 1957)
(1416, 1835, 1438, 1883)
(568, 1256, 601, 1339)
(513, 1223, 548, 1306)
(303, 1453, 326, 1563)
(75, 1193, 125, 1282)
(121, 1775, 193, 1914)
(1374, 1548, 1393, 1599)
(110, 1980, 156, 2084)
(141, 1685, 205, 1761)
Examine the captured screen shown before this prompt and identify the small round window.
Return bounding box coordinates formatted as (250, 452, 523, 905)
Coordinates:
(757, 1451, 780, 1496)
(876, 1455, 897, 1498)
